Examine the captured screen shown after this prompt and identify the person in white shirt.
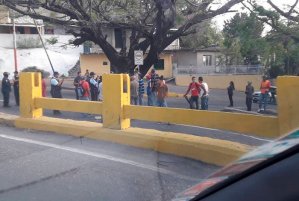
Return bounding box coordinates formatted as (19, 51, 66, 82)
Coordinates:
(198, 76, 209, 110)
(98, 76, 103, 101)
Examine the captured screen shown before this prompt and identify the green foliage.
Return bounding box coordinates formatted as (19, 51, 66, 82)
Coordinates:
(17, 37, 42, 49)
(46, 37, 58, 45)
(264, 25, 299, 77)
(223, 13, 266, 65)
(181, 22, 223, 49)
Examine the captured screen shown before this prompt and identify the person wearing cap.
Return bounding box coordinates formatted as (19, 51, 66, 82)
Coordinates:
(245, 81, 254, 111)
(89, 72, 98, 101)
(50, 71, 64, 115)
(258, 75, 271, 112)
(13, 71, 19, 106)
(1, 72, 11, 107)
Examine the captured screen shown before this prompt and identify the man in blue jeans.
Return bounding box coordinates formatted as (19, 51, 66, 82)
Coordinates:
(198, 77, 209, 110)
(258, 76, 271, 112)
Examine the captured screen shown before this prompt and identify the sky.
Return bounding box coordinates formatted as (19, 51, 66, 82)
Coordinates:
(213, 0, 299, 29)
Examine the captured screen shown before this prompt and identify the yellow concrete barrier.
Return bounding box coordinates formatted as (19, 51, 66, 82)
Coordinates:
(277, 76, 299, 135)
(35, 97, 103, 115)
(17, 72, 299, 166)
(124, 105, 279, 138)
(20, 72, 43, 118)
(102, 74, 130, 129)
(15, 116, 251, 166)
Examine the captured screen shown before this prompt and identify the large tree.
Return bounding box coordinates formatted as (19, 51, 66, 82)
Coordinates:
(222, 13, 267, 65)
(1, 0, 244, 76)
(180, 21, 223, 49)
(242, 0, 299, 75)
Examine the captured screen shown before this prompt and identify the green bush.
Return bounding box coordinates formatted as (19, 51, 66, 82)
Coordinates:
(46, 37, 58, 45)
(17, 38, 42, 49)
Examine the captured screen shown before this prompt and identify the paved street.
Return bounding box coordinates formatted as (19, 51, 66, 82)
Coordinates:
(0, 126, 218, 201)
(0, 80, 275, 200)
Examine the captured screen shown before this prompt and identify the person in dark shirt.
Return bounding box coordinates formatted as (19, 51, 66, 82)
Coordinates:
(13, 71, 19, 106)
(227, 81, 235, 107)
(1, 72, 11, 107)
(73, 71, 82, 100)
(149, 69, 159, 105)
(245, 81, 254, 111)
(51, 71, 64, 115)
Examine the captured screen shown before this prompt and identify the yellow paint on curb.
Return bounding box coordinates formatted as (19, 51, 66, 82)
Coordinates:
(15, 117, 251, 166)
(0, 112, 18, 127)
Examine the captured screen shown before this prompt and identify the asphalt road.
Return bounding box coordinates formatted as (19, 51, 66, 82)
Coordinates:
(0, 126, 219, 201)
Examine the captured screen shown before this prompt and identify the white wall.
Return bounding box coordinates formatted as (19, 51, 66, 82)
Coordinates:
(0, 34, 82, 52)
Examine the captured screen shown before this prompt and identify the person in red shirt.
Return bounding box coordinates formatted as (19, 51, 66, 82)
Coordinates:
(184, 77, 204, 109)
(80, 77, 90, 101)
(41, 73, 47, 97)
(258, 75, 271, 112)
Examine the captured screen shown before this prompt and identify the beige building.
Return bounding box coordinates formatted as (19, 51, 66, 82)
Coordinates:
(80, 28, 179, 78)
(80, 52, 173, 78)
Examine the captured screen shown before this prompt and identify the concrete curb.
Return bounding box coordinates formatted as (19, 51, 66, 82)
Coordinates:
(0, 112, 18, 127)
(14, 116, 251, 166)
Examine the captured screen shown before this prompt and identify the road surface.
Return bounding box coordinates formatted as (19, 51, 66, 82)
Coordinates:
(0, 126, 218, 201)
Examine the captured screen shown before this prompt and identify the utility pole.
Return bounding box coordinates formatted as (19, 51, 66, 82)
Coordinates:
(33, 18, 55, 74)
(12, 12, 18, 72)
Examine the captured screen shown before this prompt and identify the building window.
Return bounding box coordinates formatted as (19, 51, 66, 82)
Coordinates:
(103, 61, 108, 65)
(16, 27, 25, 34)
(203, 55, 212, 66)
(45, 28, 54, 34)
(154, 59, 164, 70)
(114, 28, 123, 49)
(30, 27, 38, 34)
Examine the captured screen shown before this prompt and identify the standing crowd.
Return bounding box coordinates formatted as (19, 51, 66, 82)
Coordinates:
(130, 68, 168, 107)
(1, 70, 273, 114)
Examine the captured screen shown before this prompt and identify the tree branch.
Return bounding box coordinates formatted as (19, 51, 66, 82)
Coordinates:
(267, 0, 299, 22)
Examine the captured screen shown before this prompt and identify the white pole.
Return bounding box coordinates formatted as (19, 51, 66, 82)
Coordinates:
(12, 17, 18, 72)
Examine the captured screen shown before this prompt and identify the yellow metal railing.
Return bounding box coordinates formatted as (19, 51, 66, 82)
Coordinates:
(19, 72, 299, 138)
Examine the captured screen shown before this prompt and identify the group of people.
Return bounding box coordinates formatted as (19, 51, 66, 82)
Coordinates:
(184, 76, 209, 110)
(130, 69, 168, 107)
(226, 75, 271, 112)
(1, 71, 19, 107)
(73, 70, 103, 102)
(49, 70, 103, 115)
(2, 68, 273, 115)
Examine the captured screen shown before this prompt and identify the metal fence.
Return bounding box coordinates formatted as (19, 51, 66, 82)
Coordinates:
(176, 65, 263, 75)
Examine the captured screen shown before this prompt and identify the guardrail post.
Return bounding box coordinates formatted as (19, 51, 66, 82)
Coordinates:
(19, 72, 43, 118)
(277, 76, 299, 135)
(102, 74, 130, 129)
